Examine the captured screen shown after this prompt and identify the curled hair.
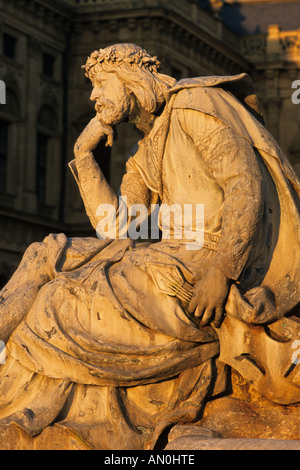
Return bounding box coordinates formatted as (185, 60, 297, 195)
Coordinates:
(83, 44, 176, 113)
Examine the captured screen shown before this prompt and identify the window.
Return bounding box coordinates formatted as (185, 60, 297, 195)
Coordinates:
(36, 132, 49, 205)
(43, 53, 56, 78)
(36, 105, 59, 210)
(3, 33, 17, 59)
(0, 120, 8, 192)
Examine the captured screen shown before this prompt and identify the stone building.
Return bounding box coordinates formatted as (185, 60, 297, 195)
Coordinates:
(0, 0, 299, 287)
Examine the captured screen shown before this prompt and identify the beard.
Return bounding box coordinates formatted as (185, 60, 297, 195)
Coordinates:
(95, 95, 131, 128)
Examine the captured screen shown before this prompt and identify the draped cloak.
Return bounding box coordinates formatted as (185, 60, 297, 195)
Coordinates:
(132, 74, 300, 320)
(0, 74, 299, 449)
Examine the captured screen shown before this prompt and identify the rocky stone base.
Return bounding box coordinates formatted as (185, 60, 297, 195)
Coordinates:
(0, 423, 91, 450)
(196, 371, 300, 441)
(165, 370, 300, 450)
(165, 435, 300, 450)
(1, 422, 299, 450)
(0, 371, 299, 450)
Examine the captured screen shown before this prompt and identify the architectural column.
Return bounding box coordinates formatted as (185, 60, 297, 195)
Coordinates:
(265, 96, 282, 140)
(262, 69, 282, 140)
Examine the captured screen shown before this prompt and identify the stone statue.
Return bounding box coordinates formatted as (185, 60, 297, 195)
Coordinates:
(0, 43, 299, 450)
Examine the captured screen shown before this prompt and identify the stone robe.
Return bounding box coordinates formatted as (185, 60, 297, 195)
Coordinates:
(0, 74, 299, 449)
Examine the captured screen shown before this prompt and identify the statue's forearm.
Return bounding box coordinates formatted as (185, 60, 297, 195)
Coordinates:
(71, 116, 117, 228)
(70, 152, 118, 230)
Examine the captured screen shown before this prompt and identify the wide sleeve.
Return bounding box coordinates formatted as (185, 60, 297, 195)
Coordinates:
(120, 156, 152, 209)
(69, 155, 108, 230)
(69, 147, 152, 237)
(177, 108, 264, 280)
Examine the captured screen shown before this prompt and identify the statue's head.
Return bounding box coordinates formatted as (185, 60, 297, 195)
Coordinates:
(83, 44, 175, 128)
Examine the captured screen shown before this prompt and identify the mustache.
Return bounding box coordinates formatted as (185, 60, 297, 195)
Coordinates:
(94, 98, 115, 113)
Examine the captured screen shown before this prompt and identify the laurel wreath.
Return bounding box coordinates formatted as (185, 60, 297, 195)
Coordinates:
(83, 47, 161, 76)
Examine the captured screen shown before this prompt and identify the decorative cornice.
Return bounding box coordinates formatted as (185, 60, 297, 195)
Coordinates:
(56, 0, 242, 52)
(241, 27, 300, 65)
(0, 0, 72, 38)
(73, 14, 248, 73)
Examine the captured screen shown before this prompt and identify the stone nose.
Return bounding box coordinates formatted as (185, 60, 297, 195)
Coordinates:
(90, 86, 101, 102)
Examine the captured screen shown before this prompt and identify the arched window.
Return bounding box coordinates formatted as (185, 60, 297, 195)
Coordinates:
(0, 87, 20, 197)
(0, 120, 9, 192)
(36, 132, 49, 205)
(36, 105, 58, 207)
(3, 33, 17, 60)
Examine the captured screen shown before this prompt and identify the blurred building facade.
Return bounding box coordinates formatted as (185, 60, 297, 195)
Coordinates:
(0, 0, 299, 286)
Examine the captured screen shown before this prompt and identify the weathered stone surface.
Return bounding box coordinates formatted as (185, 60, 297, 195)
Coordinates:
(163, 369, 300, 450)
(167, 424, 222, 442)
(165, 437, 300, 450)
(0, 44, 299, 450)
(199, 397, 300, 441)
(0, 424, 34, 450)
(33, 426, 92, 450)
(198, 371, 300, 441)
(0, 424, 91, 450)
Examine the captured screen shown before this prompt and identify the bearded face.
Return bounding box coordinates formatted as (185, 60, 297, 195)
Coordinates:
(90, 71, 132, 128)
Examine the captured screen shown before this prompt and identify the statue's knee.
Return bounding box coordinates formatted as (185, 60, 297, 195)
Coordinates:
(24, 241, 46, 262)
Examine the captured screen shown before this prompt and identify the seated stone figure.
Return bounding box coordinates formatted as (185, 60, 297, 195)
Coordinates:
(0, 43, 299, 450)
